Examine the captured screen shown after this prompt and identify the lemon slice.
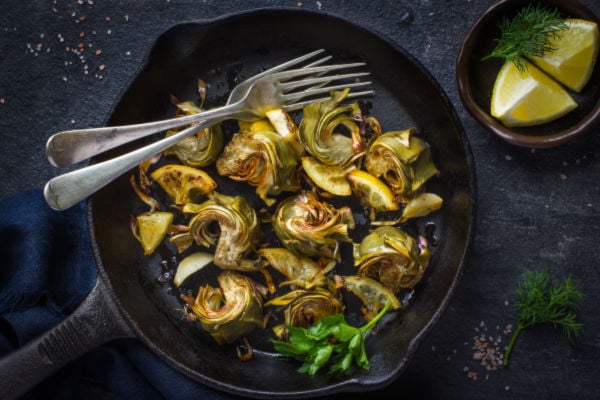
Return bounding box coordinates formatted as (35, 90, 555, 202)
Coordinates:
(346, 170, 399, 212)
(133, 211, 174, 255)
(301, 156, 355, 196)
(490, 60, 577, 127)
(531, 19, 599, 92)
(150, 164, 217, 205)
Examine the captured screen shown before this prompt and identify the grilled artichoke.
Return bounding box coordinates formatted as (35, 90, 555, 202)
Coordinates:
(216, 129, 300, 206)
(267, 287, 344, 330)
(185, 270, 267, 345)
(353, 226, 431, 292)
(299, 88, 364, 166)
(170, 192, 265, 271)
(272, 191, 355, 260)
(364, 128, 440, 204)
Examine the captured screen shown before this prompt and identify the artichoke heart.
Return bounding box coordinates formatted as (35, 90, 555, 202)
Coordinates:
(170, 192, 265, 271)
(365, 128, 440, 202)
(266, 287, 344, 330)
(164, 101, 225, 167)
(216, 129, 299, 206)
(259, 247, 335, 289)
(188, 270, 266, 345)
(353, 226, 431, 292)
(273, 191, 355, 260)
(299, 88, 364, 166)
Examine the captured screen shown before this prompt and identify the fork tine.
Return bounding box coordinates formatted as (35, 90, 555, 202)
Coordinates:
(255, 49, 327, 77)
(280, 72, 370, 91)
(283, 81, 372, 102)
(271, 62, 367, 81)
(283, 89, 375, 112)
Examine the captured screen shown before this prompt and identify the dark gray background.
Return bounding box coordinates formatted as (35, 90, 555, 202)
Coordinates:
(1, 1, 599, 399)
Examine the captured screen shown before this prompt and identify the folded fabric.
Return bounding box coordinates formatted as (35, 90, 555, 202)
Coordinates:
(0, 189, 240, 400)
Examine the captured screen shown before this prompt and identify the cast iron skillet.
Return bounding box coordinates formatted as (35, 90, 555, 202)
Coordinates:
(0, 8, 476, 399)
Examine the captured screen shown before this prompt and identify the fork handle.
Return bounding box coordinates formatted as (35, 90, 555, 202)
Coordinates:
(44, 118, 214, 211)
(46, 100, 243, 168)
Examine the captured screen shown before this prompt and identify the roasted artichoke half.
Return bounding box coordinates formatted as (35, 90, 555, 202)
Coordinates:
(273, 190, 355, 260)
(353, 225, 431, 292)
(183, 270, 267, 345)
(216, 129, 300, 206)
(365, 128, 440, 204)
(164, 79, 225, 167)
(299, 88, 364, 166)
(267, 287, 344, 333)
(170, 192, 265, 271)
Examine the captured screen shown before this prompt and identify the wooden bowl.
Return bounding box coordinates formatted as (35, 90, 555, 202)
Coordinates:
(456, 0, 600, 148)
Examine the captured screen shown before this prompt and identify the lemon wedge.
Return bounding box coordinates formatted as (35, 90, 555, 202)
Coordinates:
(531, 19, 599, 92)
(490, 60, 577, 127)
(346, 170, 399, 212)
(301, 156, 355, 196)
(133, 211, 174, 255)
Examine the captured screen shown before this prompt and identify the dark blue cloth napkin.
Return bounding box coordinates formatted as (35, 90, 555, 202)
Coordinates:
(0, 189, 240, 400)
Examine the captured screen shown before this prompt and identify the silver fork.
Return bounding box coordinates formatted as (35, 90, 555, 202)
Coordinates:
(44, 56, 373, 211)
(47, 49, 331, 168)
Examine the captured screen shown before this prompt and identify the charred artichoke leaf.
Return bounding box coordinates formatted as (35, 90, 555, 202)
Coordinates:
(273, 191, 355, 260)
(170, 192, 265, 271)
(353, 226, 430, 292)
(258, 247, 334, 289)
(399, 192, 443, 223)
(365, 128, 440, 202)
(130, 211, 173, 255)
(150, 164, 217, 205)
(216, 129, 299, 206)
(341, 275, 401, 321)
(266, 287, 344, 329)
(299, 88, 363, 166)
(189, 270, 266, 345)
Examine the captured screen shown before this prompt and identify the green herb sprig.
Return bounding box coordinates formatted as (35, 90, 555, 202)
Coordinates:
(270, 302, 392, 375)
(504, 268, 583, 366)
(482, 3, 568, 72)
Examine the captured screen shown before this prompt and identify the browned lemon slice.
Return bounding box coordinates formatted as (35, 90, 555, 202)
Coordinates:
(301, 156, 355, 196)
(346, 170, 399, 211)
(151, 164, 217, 205)
(133, 211, 173, 255)
(342, 275, 401, 321)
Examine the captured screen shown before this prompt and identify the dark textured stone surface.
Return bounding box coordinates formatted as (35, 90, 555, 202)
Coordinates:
(1, 1, 599, 399)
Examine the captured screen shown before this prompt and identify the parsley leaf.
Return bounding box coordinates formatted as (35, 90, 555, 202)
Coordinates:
(271, 302, 392, 375)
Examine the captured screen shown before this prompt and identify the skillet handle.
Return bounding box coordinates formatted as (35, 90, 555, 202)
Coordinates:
(0, 277, 134, 400)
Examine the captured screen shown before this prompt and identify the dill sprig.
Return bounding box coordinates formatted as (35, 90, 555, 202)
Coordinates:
(482, 3, 569, 72)
(504, 268, 584, 366)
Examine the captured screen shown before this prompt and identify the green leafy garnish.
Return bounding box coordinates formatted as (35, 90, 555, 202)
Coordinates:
(482, 3, 568, 72)
(270, 301, 392, 375)
(504, 268, 583, 366)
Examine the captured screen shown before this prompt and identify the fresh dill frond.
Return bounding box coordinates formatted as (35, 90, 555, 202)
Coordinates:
(503, 267, 584, 366)
(482, 3, 569, 72)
